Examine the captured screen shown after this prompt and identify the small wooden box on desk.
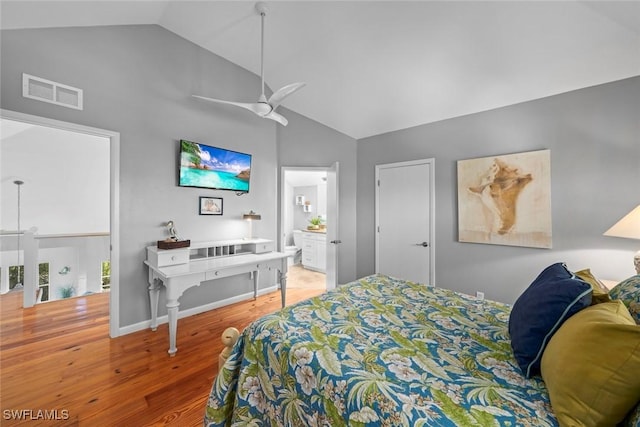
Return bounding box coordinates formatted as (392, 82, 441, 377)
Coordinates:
(146, 238, 275, 268)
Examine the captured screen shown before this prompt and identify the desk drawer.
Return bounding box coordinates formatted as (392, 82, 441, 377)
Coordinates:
(149, 248, 189, 267)
(205, 264, 257, 281)
(253, 241, 274, 254)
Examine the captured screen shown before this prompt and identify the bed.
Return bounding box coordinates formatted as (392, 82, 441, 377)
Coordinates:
(204, 272, 640, 426)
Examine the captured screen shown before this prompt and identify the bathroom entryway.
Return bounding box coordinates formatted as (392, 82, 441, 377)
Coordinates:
(280, 165, 339, 291)
(286, 264, 325, 289)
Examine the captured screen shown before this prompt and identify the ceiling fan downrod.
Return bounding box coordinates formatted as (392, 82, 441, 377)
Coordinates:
(256, 2, 268, 103)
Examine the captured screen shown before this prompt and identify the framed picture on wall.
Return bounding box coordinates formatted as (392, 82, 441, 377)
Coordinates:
(199, 197, 223, 216)
(457, 149, 552, 248)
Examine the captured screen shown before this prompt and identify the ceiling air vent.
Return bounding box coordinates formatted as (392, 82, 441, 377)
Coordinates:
(22, 73, 83, 110)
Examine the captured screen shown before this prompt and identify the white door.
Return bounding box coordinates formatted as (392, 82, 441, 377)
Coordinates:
(375, 159, 434, 285)
(325, 162, 339, 290)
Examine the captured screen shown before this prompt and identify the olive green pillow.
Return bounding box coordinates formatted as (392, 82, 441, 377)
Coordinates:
(541, 300, 640, 426)
(574, 268, 611, 305)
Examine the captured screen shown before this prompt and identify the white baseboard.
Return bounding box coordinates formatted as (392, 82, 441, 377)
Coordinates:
(118, 285, 279, 336)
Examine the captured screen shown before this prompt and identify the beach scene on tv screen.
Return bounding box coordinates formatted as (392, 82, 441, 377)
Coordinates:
(180, 141, 250, 192)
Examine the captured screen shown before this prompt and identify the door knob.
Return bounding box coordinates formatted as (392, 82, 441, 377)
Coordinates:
(415, 242, 429, 247)
(330, 240, 342, 244)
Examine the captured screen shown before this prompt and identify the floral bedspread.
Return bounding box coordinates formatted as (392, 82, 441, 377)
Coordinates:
(204, 274, 557, 426)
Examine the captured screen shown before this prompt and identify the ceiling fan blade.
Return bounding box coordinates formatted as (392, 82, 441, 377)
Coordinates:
(264, 110, 288, 126)
(267, 82, 306, 110)
(192, 95, 262, 114)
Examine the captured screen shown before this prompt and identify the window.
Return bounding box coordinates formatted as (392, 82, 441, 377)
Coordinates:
(39, 263, 50, 302)
(101, 261, 111, 291)
(7, 264, 50, 301)
(9, 265, 24, 290)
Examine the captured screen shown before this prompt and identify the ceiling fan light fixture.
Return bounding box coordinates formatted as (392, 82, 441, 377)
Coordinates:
(254, 102, 273, 117)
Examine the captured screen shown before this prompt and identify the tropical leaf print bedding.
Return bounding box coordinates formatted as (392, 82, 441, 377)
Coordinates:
(204, 274, 557, 426)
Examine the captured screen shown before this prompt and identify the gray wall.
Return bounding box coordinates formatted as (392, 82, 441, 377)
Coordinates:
(357, 76, 640, 304)
(3, 23, 635, 322)
(277, 108, 358, 284)
(0, 24, 357, 328)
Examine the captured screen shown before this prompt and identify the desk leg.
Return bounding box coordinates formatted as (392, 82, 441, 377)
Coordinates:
(279, 269, 288, 308)
(148, 278, 160, 332)
(253, 270, 259, 299)
(167, 299, 180, 357)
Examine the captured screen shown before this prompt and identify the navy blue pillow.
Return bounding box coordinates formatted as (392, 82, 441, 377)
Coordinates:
(509, 262, 592, 378)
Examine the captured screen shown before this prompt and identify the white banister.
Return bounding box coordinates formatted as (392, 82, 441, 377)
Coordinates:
(1, 229, 111, 306)
(22, 230, 38, 307)
(36, 232, 109, 239)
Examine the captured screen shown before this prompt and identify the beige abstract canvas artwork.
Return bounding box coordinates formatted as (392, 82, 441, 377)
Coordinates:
(457, 149, 552, 248)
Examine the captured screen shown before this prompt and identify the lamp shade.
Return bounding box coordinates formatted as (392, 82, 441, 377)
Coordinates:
(604, 205, 640, 240)
(243, 210, 261, 221)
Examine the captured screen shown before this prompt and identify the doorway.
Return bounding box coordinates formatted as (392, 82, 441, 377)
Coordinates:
(0, 109, 121, 337)
(375, 159, 435, 285)
(280, 164, 339, 291)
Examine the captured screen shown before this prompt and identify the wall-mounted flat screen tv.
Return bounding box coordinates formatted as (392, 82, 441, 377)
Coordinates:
(179, 139, 251, 193)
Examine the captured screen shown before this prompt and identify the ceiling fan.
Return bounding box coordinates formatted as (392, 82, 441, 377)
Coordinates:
(193, 2, 305, 126)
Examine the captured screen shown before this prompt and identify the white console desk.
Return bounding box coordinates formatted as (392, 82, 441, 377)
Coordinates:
(144, 239, 288, 356)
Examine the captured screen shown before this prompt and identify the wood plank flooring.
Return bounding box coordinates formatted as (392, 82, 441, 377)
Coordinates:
(0, 287, 324, 426)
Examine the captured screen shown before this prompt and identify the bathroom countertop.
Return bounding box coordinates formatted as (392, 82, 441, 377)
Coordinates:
(303, 229, 326, 234)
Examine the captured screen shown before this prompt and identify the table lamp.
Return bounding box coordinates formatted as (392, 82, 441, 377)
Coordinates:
(604, 204, 640, 274)
(243, 210, 261, 240)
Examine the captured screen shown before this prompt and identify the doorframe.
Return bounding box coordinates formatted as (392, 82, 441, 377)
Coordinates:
(375, 158, 436, 285)
(280, 165, 339, 289)
(0, 109, 121, 337)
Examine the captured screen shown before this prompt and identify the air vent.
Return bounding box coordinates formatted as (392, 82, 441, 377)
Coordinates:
(22, 73, 83, 110)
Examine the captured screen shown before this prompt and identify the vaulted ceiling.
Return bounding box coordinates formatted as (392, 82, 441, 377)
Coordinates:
(2, 1, 639, 139)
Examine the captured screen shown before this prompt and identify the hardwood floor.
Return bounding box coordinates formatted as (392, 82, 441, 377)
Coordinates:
(0, 287, 324, 426)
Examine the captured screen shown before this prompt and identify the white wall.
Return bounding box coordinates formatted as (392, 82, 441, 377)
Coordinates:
(293, 185, 317, 230)
(291, 184, 327, 231)
(317, 183, 327, 218)
(283, 181, 294, 246)
(1, 119, 110, 299)
(1, 120, 109, 234)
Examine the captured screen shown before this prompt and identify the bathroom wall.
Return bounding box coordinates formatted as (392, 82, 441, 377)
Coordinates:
(292, 184, 328, 231)
(293, 186, 316, 230)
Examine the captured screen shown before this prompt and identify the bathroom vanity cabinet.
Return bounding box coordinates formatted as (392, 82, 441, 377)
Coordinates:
(301, 232, 326, 273)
